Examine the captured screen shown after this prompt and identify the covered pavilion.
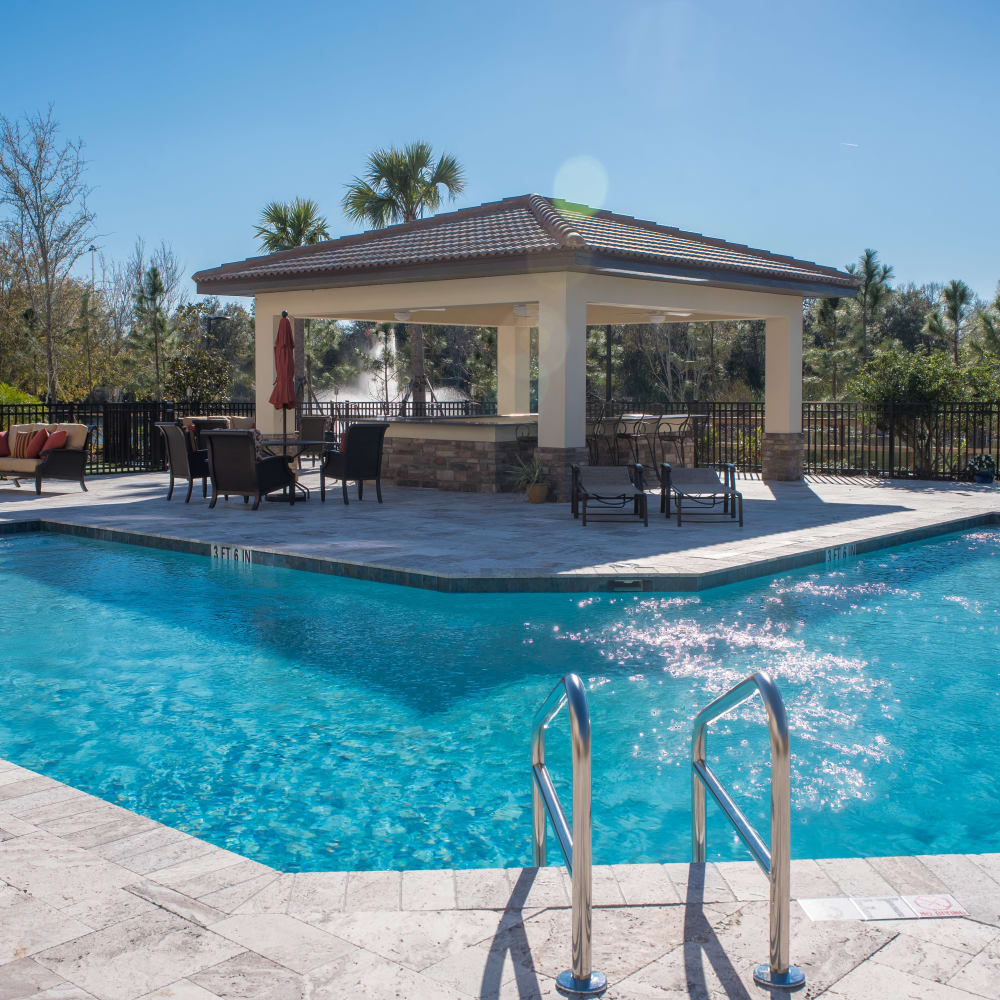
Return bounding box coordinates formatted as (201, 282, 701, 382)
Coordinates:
(194, 195, 858, 494)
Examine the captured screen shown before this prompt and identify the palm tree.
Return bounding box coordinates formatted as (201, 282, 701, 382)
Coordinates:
(134, 266, 167, 402)
(253, 198, 330, 253)
(342, 142, 465, 407)
(846, 249, 893, 361)
(253, 198, 330, 396)
(922, 306, 948, 351)
(942, 279, 973, 364)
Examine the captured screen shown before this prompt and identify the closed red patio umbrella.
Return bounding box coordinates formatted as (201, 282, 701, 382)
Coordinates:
(269, 310, 296, 449)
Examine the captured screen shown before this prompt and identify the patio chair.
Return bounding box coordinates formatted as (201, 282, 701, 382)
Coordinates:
(156, 422, 209, 503)
(653, 414, 692, 468)
(320, 422, 390, 504)
(296, 413, 331, 468)
(660, 462, 743, 527)
(202, 430, 296, 509)
(570, 463, 648, 526)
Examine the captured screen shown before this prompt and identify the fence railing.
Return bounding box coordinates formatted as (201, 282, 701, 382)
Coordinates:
(4, 397, 998, 480)
(301, 399, 497, 437)
(586, 399, 1000, 480)
(0, 400, 254, 475)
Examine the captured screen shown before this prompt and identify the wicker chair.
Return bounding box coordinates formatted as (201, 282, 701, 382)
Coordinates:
(156, 422, 209, 503)
(296, 413, 331, 467)
(320, 422, 390, 504)
(202, 430, 296, 509)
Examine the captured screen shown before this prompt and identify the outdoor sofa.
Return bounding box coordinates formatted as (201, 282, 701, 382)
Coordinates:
(0, 422, 94, 494)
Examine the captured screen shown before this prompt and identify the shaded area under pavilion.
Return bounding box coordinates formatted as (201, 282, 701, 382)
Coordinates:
(194, 195, 858, 496)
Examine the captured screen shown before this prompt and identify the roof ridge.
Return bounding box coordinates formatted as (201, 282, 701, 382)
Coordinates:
(527, 195, 585, 248)
(555, 202, 848, 280)
(192, 196, 544, 281)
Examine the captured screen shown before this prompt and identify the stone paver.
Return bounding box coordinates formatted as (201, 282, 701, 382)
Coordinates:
(3, 471, 1000, 997)
(2, 470, 998, 592)
(0, 764, 996, 999)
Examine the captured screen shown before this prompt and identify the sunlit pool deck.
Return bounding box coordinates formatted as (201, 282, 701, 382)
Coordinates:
(3, 473, 1000, 998)
(0, 761, 996, 999)
(1, 469, 999, 592)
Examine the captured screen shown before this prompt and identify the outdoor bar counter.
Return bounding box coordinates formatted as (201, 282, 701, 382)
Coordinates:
(380, 414, 538, 493)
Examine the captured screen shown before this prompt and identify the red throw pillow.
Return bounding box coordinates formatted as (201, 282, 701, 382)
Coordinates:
(339, 432, 348, 453)
(0, 431, 8, 458)
(25, 429, 49, 459)
(41, 429, 68, 452)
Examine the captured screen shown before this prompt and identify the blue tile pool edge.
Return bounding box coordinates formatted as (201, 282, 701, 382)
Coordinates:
(2, 510, 998, 593)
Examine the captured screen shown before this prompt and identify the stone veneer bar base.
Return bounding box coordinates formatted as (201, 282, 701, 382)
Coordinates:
(762, 431, 804, 480)
(382, 434, 535, 493)
(534, 445, 589, 501)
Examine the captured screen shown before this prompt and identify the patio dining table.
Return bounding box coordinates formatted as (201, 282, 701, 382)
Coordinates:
(616, 413, 691, 464)
(259, 438, 336, 501)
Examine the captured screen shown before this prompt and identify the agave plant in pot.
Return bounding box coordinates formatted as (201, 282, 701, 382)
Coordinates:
(510, 455, 549, 503)
(967, 454, 996, 485)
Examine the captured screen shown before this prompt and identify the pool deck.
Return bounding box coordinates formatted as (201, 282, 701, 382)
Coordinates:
(1, 470, 999, 591)
(0, 760, 996, 999)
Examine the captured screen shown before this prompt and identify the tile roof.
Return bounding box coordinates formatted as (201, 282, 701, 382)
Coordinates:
(194, 194, 858, 294)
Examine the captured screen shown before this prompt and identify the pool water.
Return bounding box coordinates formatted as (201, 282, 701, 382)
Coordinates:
(1, 530, 998, 871)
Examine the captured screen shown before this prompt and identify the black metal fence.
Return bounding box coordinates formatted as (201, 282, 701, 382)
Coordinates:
(0, 400, 254, 474)
(300, 399, 497, 437)
(586, 399, 1000, 479)
(4, 397, 998, 480)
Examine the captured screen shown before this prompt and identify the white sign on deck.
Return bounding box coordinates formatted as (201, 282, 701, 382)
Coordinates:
(211, 544, 253, 564)
(800, 894, 968, 922)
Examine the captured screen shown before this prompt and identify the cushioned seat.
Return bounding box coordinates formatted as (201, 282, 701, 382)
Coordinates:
(0, 422, 93, 493)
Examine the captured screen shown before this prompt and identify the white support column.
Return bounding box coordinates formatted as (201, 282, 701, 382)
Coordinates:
(535, 275, 588, 498)
(255, 308, 281, 434)
(763, 310, 804, 479)
(764, 314, 803, 433)
(497, 325, 532, 414)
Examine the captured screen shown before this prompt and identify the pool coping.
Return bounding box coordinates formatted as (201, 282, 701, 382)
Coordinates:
(2, 509, 998, 593)
(0, 757, 998, 998)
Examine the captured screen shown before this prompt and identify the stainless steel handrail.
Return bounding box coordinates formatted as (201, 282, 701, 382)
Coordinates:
(531, 673, 606, 996)
(691, 671, 805, 992)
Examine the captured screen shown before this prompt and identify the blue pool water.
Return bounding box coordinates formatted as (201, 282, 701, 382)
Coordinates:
(1, 530, 998, 871)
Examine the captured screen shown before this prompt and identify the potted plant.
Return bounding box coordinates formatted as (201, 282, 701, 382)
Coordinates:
(510, 455, 549, 503)
(967, 454, 996, 485)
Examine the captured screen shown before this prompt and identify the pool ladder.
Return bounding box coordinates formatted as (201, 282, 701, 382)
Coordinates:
(531, 674, 606, 995)
(530, 669, 803, 995)
(692, 670, 805, 991)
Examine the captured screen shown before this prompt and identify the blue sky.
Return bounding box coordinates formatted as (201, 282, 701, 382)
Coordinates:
(3, 0, 998, 300)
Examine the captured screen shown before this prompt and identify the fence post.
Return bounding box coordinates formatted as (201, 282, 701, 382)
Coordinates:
(887, 401, 895, 478)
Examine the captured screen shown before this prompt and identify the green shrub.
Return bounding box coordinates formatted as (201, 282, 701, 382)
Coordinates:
(0, 383, 39, 405)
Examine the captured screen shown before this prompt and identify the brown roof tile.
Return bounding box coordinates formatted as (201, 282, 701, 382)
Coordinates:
(194, 194, 858, 294)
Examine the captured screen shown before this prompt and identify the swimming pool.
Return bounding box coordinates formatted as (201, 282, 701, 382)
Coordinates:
(1, 529, 998, 871)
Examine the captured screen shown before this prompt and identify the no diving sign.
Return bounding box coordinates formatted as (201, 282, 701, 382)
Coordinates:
(904, 894, 969, 918)
(800, 893, 968, 922)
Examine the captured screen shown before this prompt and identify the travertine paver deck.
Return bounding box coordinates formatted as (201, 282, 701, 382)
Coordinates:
(0, 761, 997, 999)
(1, 470, 998, 590)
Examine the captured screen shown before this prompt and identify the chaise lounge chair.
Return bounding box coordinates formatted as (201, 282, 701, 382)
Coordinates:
(320, 422, 390, 504)
(659, 462, 743, 526)
(202, 430, 296, 509)
(570, 463, 649, 526)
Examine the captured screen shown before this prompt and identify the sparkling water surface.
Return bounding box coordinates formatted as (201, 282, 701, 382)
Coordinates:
(1, 530, 998, 871)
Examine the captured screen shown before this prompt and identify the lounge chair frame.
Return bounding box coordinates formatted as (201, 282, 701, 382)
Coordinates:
(571, 463, 649, 526)
(660, 462, 743, 526)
